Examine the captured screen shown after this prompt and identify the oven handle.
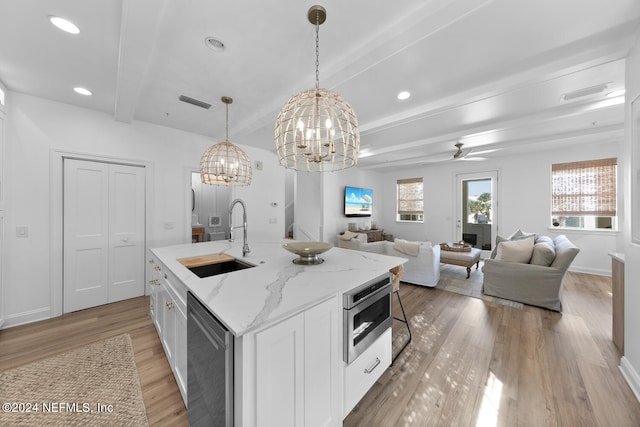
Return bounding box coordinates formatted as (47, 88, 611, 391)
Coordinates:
(345, 278, 392, 309)
(364, 357, 381, 374)
(347, 282, 392, 313)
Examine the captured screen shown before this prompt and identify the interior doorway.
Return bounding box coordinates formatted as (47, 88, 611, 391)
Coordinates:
(190, 171, 230, 243)
(456, 171, 498, 257)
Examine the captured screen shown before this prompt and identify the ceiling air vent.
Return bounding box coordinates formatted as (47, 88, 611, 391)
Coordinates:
(561, 83, 608, 101)
(179, 95, 212, 109)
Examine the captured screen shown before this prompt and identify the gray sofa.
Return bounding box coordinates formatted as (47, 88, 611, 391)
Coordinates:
(482, 234, 579, 311)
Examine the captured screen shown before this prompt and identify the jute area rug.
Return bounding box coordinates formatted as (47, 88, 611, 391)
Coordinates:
(0, 333, 149, 426)
(435, 260, 524, 309)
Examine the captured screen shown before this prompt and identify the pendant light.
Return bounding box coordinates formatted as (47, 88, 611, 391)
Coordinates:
(274, 5, 360, 172)
(200, 96, 252, 186)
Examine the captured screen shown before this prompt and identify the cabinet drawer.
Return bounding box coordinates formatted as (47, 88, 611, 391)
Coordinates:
(344, 327, 392, 416)
(161, 270, 187, 317)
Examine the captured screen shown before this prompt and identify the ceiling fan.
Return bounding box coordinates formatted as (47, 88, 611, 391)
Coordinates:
(453, 142, 471, 159)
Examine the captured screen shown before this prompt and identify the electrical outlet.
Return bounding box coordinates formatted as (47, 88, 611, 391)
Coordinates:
(164, 222, 175, 230)
(269, 218, 278, 224)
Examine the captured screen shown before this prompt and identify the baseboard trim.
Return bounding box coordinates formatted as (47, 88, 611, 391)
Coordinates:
(620, 356, 640, 403)
(569, 265, 610, 276)
(1, 307, 51, 329)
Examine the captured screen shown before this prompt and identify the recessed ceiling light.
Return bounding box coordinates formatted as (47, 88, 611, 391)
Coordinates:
(73, 87, 92, 96)
(397, 91, 411, 100)
(49, 16, 80, 34)
(606, 89, 626, 98)
(205, 37, 226, 52)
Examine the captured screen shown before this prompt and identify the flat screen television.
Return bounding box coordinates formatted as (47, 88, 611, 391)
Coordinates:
(344, 186, 373, 217)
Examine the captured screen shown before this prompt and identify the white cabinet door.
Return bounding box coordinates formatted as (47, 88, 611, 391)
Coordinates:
(304, 298, 341, 426)
(252, 296, 340, 427)
(147, 254, 187, 404)
(160, 287, 176, 365)
(255, 312, 305, 427)
(174, 307, 188, 402)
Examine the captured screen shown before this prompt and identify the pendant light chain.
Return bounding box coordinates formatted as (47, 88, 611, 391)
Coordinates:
(315, 13, 320, 91)
(225, 101, 229, 141)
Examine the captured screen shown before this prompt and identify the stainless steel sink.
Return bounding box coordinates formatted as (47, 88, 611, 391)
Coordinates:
(187, 259, 255, 278)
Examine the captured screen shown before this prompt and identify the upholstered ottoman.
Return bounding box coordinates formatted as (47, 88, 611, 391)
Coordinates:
(440, 247, 481, 279)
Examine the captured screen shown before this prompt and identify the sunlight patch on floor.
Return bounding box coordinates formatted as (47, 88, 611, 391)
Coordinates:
(475, 371, 503, 427)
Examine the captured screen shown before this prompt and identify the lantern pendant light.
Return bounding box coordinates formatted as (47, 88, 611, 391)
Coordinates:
(274, 5, 360, 172)
(200, 96, 252, 186)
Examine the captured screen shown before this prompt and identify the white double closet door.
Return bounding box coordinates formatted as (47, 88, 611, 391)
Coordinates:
(63, 158, 145, 313)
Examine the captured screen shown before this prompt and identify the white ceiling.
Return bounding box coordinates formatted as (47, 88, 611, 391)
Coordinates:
(1, 0, 639, 171)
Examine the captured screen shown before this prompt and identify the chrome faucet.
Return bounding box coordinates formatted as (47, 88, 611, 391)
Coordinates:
(229, 198, 250, 257)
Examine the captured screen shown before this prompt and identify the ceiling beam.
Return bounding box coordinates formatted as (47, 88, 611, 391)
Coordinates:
(114, 0, 169, 123)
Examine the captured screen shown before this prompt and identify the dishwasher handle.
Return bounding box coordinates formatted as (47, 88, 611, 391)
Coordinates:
(187, 293, 230, 349)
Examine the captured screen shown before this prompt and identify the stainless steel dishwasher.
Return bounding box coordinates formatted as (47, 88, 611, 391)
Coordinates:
(187, 292, 234, 427)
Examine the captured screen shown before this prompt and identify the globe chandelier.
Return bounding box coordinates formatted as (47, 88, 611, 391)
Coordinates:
(274, 5, 360, 172)
(200, 96, 252, 186)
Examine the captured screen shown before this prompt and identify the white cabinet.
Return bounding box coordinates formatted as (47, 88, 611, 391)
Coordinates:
(255, 310, 305, 426)
(174, 306, 188, 400)
(148, 253, 188, 404)
(159, 285, 176, 363)
(147, 256, 161, 329)
(243, 296, 342, 427)
(343, 328, 392, 417)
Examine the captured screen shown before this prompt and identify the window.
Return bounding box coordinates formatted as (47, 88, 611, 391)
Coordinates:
(397, 178, 423, 222)
(551, 158, 617, 230)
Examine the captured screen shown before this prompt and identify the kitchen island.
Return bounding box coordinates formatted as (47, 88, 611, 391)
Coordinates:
(148, 239, 405, 426)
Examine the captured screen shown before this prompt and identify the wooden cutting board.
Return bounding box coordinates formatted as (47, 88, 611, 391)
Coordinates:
(177, 253, 235, 268)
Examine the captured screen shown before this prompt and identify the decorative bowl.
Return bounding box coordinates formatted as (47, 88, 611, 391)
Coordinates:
(282, 242, 333, 265)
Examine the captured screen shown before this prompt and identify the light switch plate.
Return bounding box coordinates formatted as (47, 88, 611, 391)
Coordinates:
(16, 226, 28, 237)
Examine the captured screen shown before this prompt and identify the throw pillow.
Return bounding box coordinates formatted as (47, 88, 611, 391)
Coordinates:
(495, 236, 535, 263)
(339, 231, 359, 241)
(490, 230, 537, 259)
(530, 235, 556, 266)
(393, 239, 421, 257)
(510, 229, 537, 240)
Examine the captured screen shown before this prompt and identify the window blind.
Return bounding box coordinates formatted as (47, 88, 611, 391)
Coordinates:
(397, 178, 423, 215)
(552, 158, 617, 216)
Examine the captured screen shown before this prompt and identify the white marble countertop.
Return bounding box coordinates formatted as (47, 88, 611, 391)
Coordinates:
(151, 240, 406, 336)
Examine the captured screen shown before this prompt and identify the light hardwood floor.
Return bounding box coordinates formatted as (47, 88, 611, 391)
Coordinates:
(345, 271, 640, 426)
(0, 297, 190, 426)
(1, 271, 639, 426)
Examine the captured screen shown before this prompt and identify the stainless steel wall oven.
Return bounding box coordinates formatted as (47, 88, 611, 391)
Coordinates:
(343, 273, 392, 363)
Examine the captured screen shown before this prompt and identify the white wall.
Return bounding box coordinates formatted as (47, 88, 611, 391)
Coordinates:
(292, 139, 621, 276)
(3, 92, 284, 327)
(293, 166, 384, 244)
(294, 172, 323, 241)
(621, 34, 640, 401)
(323, 167, 384, 243)
(380, 140, 622, 276)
